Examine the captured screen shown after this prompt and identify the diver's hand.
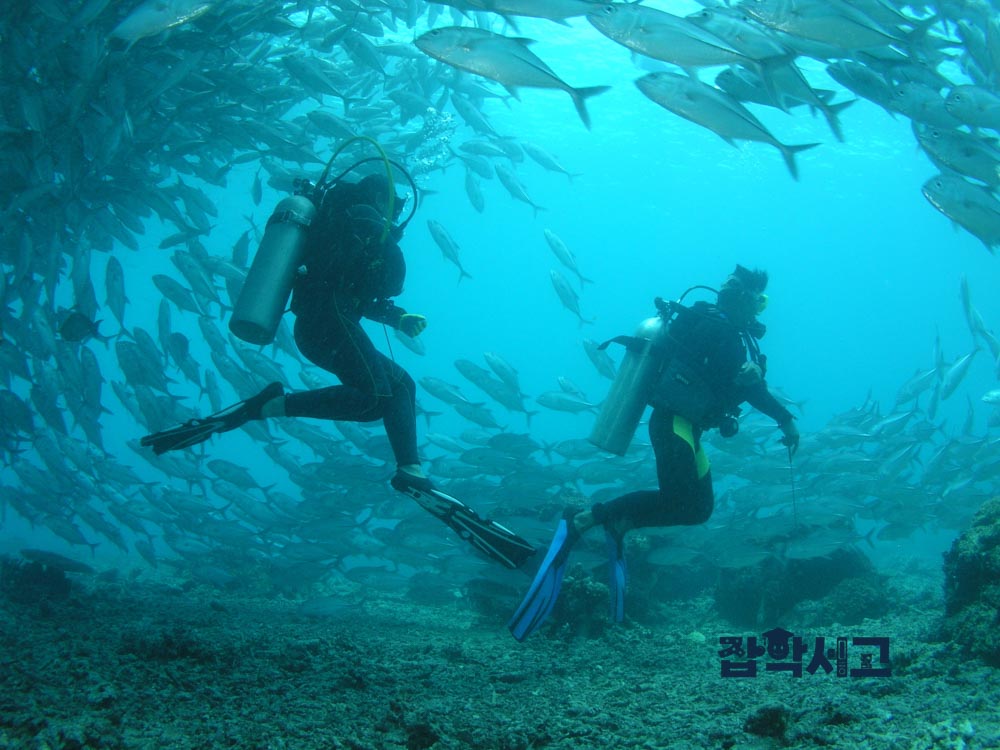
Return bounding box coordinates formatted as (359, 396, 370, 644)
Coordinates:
(399, 314, 427, 338)
(779, 419, 800, 458)
(734, 362, 763, 387)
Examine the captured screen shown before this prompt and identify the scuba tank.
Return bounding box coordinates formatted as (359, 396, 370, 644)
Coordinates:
(230, 137, 418, 345)
(589, 312, 670, 456)
(229, 194, 316, 345)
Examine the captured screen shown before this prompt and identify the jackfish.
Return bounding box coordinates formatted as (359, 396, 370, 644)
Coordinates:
(414, 26, 609, 129)
(635, 72, 818, 180)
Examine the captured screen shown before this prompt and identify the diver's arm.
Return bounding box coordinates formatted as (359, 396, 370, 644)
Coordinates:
(363, 298, 407, 328)
(745, 382, 794, 426)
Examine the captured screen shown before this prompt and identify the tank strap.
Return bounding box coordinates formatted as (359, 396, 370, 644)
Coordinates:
(267, 207, 314, 229)
(672, 414, 711, 479)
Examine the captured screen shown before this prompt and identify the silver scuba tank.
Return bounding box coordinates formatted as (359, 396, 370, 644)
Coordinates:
(229, 194, 316, 345)
(589, 315, 669, 456)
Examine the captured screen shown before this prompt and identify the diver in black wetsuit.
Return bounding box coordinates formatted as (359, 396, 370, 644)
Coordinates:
(141, 169, 535, 570)
(590, 266, 798, 536)
(508, 265, 800, 639)
(281, 173, 426, 480)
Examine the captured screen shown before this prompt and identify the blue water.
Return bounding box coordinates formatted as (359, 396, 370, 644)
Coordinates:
(2, 4, 999, 572)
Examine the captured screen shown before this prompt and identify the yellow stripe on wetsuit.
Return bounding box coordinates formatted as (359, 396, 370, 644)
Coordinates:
(673, 415, 710, 479)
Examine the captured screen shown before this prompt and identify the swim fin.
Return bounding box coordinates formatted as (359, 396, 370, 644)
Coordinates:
(391, 471, 536, 570)
(606, 527, 627, 623)
(508, 510, 580, 641)
(140, 382, 283, 455)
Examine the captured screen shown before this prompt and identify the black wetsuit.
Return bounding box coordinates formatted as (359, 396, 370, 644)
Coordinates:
(591, 301, 793, 530)
(283, 178, 419, 467)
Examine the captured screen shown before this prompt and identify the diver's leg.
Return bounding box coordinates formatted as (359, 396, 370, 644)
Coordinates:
(283, 314, 391, 423)
(590, 409, 714, 533)
(649, 411, 714, 526)
(374, 352, 421, 470)
(288, 316, 535, 568)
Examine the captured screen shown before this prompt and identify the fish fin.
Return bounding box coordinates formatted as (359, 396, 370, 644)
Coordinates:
(502, 84, 522, 101)
(779, 143, 820, 181)
(821, 99, 856, 143)
(570, 85, 611, 130)
(754, 54, 797, 112)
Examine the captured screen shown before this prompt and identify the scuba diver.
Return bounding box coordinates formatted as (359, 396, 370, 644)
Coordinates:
(508, 265, 800, 640)
(141, 144, 535, 570)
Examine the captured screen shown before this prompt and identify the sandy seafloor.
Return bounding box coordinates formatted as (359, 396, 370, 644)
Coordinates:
(2, 557, 998, 750)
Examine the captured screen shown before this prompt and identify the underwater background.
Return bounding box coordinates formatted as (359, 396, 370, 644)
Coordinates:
(2, 0, 1000, 748)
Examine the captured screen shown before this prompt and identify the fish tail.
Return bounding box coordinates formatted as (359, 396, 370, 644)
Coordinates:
(570, 86, 611, 130)
(779, 143, 820, 181)
(756, 54, 797, 112)
(822, 99, 855, 143)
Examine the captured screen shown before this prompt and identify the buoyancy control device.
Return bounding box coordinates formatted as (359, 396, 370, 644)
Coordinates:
(230, 136, 417, 345)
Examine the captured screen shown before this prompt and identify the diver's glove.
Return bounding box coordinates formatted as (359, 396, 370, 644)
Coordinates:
(399, 314, 427, 338)
(779, 419, 800, 458)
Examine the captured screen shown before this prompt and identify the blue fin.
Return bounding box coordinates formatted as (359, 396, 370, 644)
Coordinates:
(508, 512, 579, 641)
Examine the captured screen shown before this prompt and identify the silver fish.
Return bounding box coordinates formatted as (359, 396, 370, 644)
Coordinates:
(915, 125, 1000, 189)
(415, 26, 609, 129)
(589, 3, 755, 68)
(395, 327, 427, 356)
(522, 142, 581, 180)
(535, 390, 599, 413)
(583, 339, 617, 380)
(944, 85, 1000, 131)
(550, 269, 592, 325)
(495, 163, 545, 215)
(922, 173, 1000, 253)
(427, 219, 472, 282)
(464, 169, 485, 213)
(940, 349, 979, 401)
(110, 0, 214, 49)
(740, 0, 903, 50)
(544, 229, 592, 287)
(635, 72, 817, 180)
(484, 352, 522, 393)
